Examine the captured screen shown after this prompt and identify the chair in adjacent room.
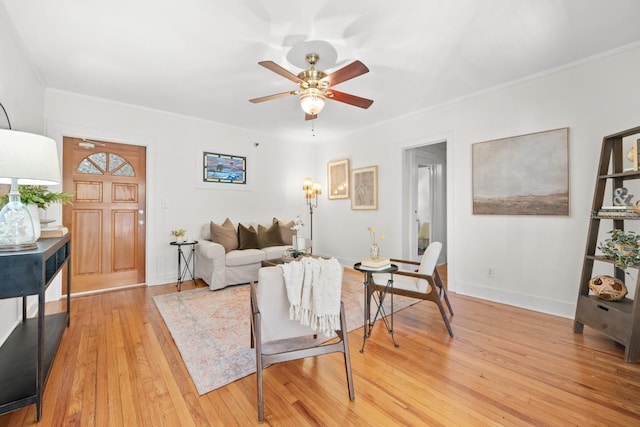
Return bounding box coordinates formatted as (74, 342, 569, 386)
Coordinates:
(372, 241, 454, 337)
(250, 264, 355, 423)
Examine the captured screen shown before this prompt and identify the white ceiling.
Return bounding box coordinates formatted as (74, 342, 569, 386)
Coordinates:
(4, 0, 640, 142)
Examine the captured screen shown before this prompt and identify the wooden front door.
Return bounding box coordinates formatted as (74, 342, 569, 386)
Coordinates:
(62, 137, 146, 294)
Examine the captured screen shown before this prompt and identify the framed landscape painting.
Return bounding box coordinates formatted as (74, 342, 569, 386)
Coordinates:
(472, 127, 569, 215)
(327, 158, 350, 199)
(352, 165, 378, 210)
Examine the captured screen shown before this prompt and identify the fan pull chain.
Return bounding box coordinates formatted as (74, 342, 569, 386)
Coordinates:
(311, 119, 316, 137)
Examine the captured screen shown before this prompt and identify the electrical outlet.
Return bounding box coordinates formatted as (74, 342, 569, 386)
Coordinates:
(487, 267, 495, 278)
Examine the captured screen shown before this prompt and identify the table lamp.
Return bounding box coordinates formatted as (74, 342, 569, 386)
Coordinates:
(0, 129, 61, 251)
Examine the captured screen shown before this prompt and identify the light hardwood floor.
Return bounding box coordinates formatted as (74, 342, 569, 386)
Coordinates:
(1, 267, 639, 426)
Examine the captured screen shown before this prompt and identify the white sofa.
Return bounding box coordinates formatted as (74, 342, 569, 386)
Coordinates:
(195, 221, 293, 290)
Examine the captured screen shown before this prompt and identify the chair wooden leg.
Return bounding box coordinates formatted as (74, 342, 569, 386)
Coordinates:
(441, 287, 454, 316)
(254, 311, 265, 423)
(434, 297, 454, 338)
(339, 302, 355, 401)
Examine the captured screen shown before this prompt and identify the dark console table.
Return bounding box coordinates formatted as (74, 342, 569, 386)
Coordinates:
(0, 234, 71, 421)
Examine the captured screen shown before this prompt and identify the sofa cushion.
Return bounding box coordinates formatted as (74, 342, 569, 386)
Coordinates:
(258, 222, 284, 248)
(225, 248, 265, 266)
(262, 245, 291, 260)
(274, 217, 294, 245)
(210, 218, 238, 253)
(238, 223, 259, 249)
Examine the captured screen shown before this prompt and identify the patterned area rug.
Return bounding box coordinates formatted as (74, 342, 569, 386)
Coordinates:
(153, 270, 418, 395)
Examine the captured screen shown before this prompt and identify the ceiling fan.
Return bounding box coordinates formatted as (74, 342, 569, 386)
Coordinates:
(249, 53, 373, 120)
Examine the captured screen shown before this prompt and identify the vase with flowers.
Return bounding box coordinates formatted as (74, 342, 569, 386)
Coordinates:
(368, 226, 385, 259)
(291, 216, 305, 250)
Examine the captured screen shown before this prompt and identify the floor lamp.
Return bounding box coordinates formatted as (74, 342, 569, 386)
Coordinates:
(302, 178, 322, 244)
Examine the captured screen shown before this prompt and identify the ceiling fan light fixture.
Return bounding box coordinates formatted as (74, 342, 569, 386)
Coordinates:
(300, 88, 325, 115)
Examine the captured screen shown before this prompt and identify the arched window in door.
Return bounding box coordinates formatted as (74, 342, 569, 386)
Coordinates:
(76, 152, 136, 177)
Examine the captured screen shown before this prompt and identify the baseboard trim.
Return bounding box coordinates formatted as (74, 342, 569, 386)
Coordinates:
(455, 281, 576, 319)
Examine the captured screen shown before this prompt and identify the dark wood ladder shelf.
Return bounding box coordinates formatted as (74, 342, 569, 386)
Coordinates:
(574, 125, 640, 363)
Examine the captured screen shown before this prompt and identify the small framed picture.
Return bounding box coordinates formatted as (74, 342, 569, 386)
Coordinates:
(626, 139, 640, 171)
(351, 165, 378, 210)
(327, 158, 350, 199)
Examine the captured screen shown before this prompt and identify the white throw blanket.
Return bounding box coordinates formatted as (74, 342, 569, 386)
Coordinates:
(279, 257, 343, 337)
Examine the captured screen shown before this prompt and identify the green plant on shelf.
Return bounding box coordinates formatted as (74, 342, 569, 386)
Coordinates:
(0, 185, 73, 210)
(598, 229, 640, 271)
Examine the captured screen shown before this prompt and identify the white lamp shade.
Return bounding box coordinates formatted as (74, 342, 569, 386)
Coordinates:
(0, 129, 61, 185)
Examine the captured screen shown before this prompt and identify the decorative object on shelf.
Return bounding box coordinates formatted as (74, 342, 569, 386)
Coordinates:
(472, 127, 569, 215)
(626, 139, 640, 171)
(595, 206, 640, 218)
(598, 229, 640, 271)
(351, 165, 378, 210)
(327, 158, 350, 200)
(0, 125, 62, 251)
(612, 187, 634, 206)
(302, 177, 321, 242)
(588, 275, 628, 301)
(171, 228, 187, 243)
(291, 215, 305, 250)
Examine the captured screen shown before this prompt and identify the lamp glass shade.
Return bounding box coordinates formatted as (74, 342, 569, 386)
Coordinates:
(300, 89, 325, 115)
(0, 129, 61, 250)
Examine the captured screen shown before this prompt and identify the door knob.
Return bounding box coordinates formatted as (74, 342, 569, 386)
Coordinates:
(138, 220, 144, 225)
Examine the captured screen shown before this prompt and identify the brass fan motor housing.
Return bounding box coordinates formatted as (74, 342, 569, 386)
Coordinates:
(297, 53, 328, 90)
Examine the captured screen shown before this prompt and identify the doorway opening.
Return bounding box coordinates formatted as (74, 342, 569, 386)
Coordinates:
(404, 141, 447, 264)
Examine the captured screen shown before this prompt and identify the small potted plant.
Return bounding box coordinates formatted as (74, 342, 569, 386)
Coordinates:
(598, 229, 640, 271)
(171, 228, 187, 243)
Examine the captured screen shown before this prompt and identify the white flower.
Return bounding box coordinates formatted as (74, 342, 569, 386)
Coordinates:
(291, 215, 304, 231)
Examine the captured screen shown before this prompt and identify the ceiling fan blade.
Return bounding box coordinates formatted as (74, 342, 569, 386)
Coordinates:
(249, 91, 297, 103)
(326, 90, 374, 109)
(321, 60, 369, 87)
(305, 113, 317, 121)
(258, 60, 304, 85)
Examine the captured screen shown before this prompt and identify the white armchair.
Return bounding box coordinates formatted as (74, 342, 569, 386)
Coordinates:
(372, 241, 454, 337)
(250, 265, 355, 423)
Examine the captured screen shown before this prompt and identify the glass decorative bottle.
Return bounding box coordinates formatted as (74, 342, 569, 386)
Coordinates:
(370, 242, 380, 259)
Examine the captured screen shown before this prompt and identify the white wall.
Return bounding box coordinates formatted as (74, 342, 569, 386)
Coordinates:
(0, 3, 46, 342)
(44, 90, 316, 286)
(314, 44, 640, 318)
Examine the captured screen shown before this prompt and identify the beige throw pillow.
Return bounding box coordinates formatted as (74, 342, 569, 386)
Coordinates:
(273, 217, 294, 245)
(210, 218, 238, 253)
